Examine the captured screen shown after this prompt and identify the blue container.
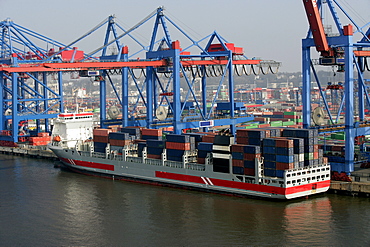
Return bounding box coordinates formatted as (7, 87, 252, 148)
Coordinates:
(264, 161, 276, 169)
(198, 150, 210, 158)
(243, 145, 260, 154)
(231, 152, 244, 160)
(263, 146, 276, 154)
(142, 135, 162, 140)
(232, 166, 244, 175)
(146, 139, 165, 148)
(184, 133, 204, 143)
(247, 130, 266, 139)
(276, 155, 294, 163)
(244, 160, 255, 169)
(248, 138, 262, 146)
(94, 141, 107, 153)
(138, 142, 146, 157)
(109, 132, 130, 140)
(263, 138, 276, 147)
(166, 149, 186, 157)
(276, 147, 294, 156)
(147, 147, 164, 155)
(214, 135, 233, 145)
(167, 156, 182, 162)
(304, 145, 314, 153)
(276, 170, 285, 178)
(264, 168, 276, 177)
(198, 142, 213, 151)
(166, 134, 190, 143)
(119, 127, 141, 136)
(264, 153, 276, 161)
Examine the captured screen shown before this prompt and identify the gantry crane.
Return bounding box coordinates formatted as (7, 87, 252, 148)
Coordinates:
(302, 0, 370, 174)
(0, 7, 280, 142)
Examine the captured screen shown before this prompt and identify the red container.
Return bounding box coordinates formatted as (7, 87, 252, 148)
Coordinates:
(93, 128, 111, 136)
(147, 154, 161, 159)
(166, 142, 190, 150)
(236, 129, 249, 137)
(197, 157, 206, 164)
(202, 135, 215, 143)
(276, 162, 294, 170)
(313, 151, 319, 159)
(243, 153, 261, 161)
(37, 132, 49, 137)
(110, 139, 130, 147)
(141, 128, 162, 137)
(232, 159, 244, 167)
(244, 168, 255, 176)
(231, 144, 245, 153)
(236, 136, 248, 145)
(275, 138, 294, 148)
(93, 136, 109, 143)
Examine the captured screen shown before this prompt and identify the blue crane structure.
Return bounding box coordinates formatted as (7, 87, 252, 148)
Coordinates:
(302, 0, 370, 174)
(0, 7, 280, 143)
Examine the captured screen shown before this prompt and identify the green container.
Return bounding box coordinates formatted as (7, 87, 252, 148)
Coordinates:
(270, 121, 283, 127)
(304, 152, 314, 160)
(282, 121, 295, 126)
(284, 111, 297, 116)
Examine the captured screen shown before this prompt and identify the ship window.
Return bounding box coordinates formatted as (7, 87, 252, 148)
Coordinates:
(326, 174, 329, 177)
(312, 170, 315, 173)
(307, 177, 311, 181)
(287, 181, 291, 184)
(321, 168, 326, 172)
(297, 172, 301, 176)
(292, 173, 296, 176)
(312, 177, 315, 180)
(321, 175, 325, 179)
(317, 169, 320, 173)
(292, 180, 296, 184)
(302, 178, 306, 182)
(326, 167, 330, 171)
(287, 174, 291, 177)
(317, 176, 320, 180)
(307, 171, 311, 174)
(297, 179, 301, 183)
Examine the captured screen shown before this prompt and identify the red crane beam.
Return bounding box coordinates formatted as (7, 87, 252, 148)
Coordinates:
(303, 0, 330, 53)
(0, 59, 261, 73)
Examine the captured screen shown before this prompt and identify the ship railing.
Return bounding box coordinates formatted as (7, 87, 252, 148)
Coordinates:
(126, 156, 142, 163)
(91, 152, 106, 159)
(145, 158, 163, 166)
(185, 163, 206, 171)
(164, 160, 184, 169)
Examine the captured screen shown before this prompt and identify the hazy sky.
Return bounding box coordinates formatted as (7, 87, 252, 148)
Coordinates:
(1, 0, 370, 72)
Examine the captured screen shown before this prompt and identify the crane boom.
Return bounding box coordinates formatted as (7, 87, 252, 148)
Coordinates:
(303, 0, 330, 54)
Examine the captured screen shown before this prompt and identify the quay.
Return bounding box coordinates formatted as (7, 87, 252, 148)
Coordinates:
(0, 145, 57, 159)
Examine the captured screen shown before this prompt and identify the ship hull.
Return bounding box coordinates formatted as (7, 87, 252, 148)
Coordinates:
(50, 145, 330, 200)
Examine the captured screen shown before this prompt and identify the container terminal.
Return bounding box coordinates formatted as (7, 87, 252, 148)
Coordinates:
(1, 1, 370, 197)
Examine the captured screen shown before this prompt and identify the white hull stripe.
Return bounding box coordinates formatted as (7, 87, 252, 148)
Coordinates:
(205, 177, 213, 185)
(69, 159, 76, 165)
(201, 177, 213, 186)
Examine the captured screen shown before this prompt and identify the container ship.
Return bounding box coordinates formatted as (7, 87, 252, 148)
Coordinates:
(49, 112, 330, 200)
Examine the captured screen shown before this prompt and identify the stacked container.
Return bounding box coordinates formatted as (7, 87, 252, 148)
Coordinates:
(282, 128, 321, 167)
(165, 134, 195, 162)
(231, 144, 261, 176)
(236, 129, 270, 146)
(146, 139, 165, 159)
(262, 138, 295, 178)
(197, 142, 213, 164)
(212, 135, 234, 173)
(108, 132, 130, 154)
(141, 128, 162, 140)
(93, 128, 111, 153)
(29, 132, 51, 146)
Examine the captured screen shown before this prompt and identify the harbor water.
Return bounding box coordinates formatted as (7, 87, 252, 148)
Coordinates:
(1, 153, 370, 246)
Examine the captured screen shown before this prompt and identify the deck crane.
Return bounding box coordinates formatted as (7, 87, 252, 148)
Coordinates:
(302, 0, 370, 177)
